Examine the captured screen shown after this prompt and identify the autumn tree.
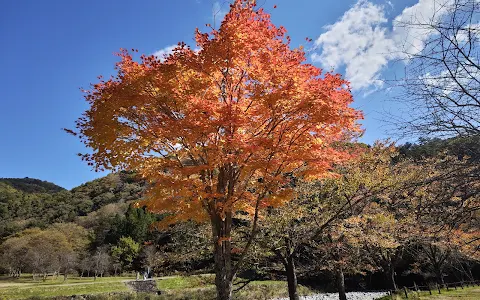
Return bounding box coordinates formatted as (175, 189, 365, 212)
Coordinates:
(0, 234, 28, 278)
(258, 198, 311, 300)
(358, 211, 411, 291)
(346, 207, 415, 291)
(381, 150, 480, 286)
(350, 159, 426, 291)
(314, 216, 378, 300)
(68, 1, 362, 299)
(14, 228, 73, 280)
(258, 143, 413, 300)
(425, 161, 477, 279)
(50, 223, 90, 253)
(50, 223, 89, 281)
(306, 145, 415, 300)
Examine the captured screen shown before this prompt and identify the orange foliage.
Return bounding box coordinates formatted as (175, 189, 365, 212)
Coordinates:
(70, 0, 362, 226)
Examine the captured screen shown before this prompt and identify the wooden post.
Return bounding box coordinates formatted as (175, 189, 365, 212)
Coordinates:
(404, 287, 408, 299)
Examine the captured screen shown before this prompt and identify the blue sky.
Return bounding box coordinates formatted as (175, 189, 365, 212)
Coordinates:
(0, 0, 437, 189)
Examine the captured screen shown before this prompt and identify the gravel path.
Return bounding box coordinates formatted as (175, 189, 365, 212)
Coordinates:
(275, 291, 388, 300)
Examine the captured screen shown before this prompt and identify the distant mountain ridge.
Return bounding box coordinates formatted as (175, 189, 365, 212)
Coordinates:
(0, 177, 65, 194)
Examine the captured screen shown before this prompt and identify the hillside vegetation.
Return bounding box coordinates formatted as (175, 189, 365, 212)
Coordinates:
(0, 172, 145, 240)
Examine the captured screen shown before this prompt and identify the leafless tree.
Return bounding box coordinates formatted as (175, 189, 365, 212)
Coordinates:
(140, 244, 157, 277)
(391, 0, 480, 138)
(92, 248, 111, 279)
(58, 251, 77, 281)
(79, 256, 93, 277)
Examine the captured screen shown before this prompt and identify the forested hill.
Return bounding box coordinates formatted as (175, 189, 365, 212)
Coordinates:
(0, 178, 65, 193)
(0, 171, 146, 240)
(398, 135, 480, 161)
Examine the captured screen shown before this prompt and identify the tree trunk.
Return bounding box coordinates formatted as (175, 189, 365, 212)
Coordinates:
(389, 266, 398, 291)
(212, 213, 234, 300)
(63, 272, 68, 282)
(467, 266, 474, 281)
(337, 268, 347, 300)
(285, 254, 300, 300)
(435, 267, 445, 286)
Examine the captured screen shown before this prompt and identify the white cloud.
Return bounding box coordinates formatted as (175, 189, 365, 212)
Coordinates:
(392, 0, 452, 56)
(312, 1, 396, 90)
(311, 0, 453, 91)
(153, 45, 177, 61)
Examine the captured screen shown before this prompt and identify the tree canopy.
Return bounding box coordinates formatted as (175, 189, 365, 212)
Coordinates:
(69, 1, 363, 299)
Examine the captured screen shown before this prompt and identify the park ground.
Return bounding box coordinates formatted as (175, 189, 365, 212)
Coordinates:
(385, 286, 480, 300)
(0, 273, 313, 299)
(1, 274, 479, 300)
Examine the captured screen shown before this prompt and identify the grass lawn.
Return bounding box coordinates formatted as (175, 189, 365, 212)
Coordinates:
(417, 286, 480, 300)
(156, 273, 216, 290)
(386, 286, 480, 300)
(0, 274, 134, 299)
(0, 274, 135, 286)
(0, 273, 313, 300)
(156, 274, 313, 300)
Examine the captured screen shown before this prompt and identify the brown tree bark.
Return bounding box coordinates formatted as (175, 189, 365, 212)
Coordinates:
(389, 265, 398, 291)
(212, 212, 234, 300)
(285, 254, 300, 300)
(435, 267, 445, 286)
(337, 268, 347, 300)
(209, 167, 262, 300)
